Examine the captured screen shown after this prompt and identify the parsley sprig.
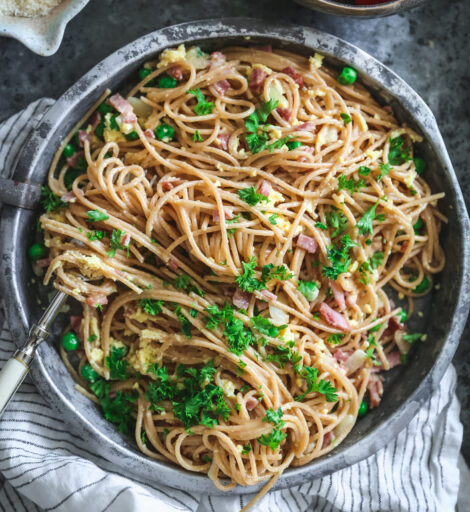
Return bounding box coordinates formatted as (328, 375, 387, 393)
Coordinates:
(295, 367, 338, 402)
(322, 235, 357, 281)
(41, 186, 68, 212)
(258, 408, 287, 451)
(187, 88, 215, 116)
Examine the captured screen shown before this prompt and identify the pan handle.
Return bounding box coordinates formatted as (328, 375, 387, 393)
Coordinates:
(0, 177, 41, 210)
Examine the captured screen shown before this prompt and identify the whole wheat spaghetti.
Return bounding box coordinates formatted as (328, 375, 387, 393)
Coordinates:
(36, 44, 445, 490)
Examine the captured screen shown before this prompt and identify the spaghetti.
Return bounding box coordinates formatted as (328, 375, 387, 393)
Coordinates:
(37, 44, 445, 490)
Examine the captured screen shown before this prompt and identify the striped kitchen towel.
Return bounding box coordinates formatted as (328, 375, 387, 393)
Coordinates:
(0, 100, 467, 512)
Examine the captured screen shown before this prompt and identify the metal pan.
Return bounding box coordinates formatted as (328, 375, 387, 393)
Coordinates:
(293, 0, 426, 18)
(1, 19, 469, 495)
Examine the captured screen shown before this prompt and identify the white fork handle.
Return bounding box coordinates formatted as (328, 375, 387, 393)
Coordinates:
(0, 358, 29, 417)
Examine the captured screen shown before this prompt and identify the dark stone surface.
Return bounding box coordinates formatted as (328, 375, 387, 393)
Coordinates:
(0, 0, 469, 458)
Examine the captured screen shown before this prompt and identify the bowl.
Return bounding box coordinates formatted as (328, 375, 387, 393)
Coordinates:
(1, 18, 469, 495)
(293, 0, 426, 18)
(0, 0, 89, 56)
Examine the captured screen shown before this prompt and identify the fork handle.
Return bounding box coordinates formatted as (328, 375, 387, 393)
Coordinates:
(0, 356, 29, 417)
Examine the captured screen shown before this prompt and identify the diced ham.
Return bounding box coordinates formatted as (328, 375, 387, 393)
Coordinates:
(144, 128, 155, 139)
(367, 374, 384, 409)
(90, 111, 101, 133)
(252, 44, 272, 53)
(296, 234, 318, 254)
(210, 51, 226, 67)
(250, 68, 267, 95)
(213, 79, 230, 96)
(276, 108, 292, 122)
(245, 396, 259, 411)
(78, 130, 92, 148)
(35, 258, 50, 268)
(333, 348, 351, 363)
(386, 350, 402, 369)
(66, 150, 84, 168)
(168, 259, 179, 271)
(399, 241, 409, 254)
(233, 288, 251, 309)
(167, 66, 183, 81)
(256, 301, 269, 312)
(212, 207, 234, 222)
(282, 66, 304, 88)
(161, 178, 183, 191)
(322, 431, 333, 449)
(217, 134, 229, 150)
(108, 93, 134, 116)
(259, 180, 272, 197)
(320, 303, 351, 332)
(87, 294, 108, 307)
(121, 233, 131, 247)
(296, 122, 316, 131)
(384, 315, 404, 337)
(329, 281, 346, 311)
(260, 289, 277, 302)
(122, 112, 137, 124)
(60, 190, 75, 203)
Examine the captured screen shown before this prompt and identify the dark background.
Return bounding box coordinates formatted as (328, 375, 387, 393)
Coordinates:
(0, 0, 469, 458)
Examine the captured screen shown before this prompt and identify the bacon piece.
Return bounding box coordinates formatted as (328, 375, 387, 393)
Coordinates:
(233, 288, 251, 309)
(108, 93, 133, 116)
(252, 44, 272, 53)
(384, 315, 404, 337)
(245, 396, 259, 411)
(320, 303, 351, 332)
(70, 315, 83, 342)
(386, 350, 402, 368)
(90, 111, 101, 133)
(212, 207, 234, 222)
(78, 130, 92, 148)
(167, 66, 183, 81)
(66, 150, 84, 168)
(213, 79, 230, 96)
(260, 289, 277, 302)
(144, 128, 155, 139)
(322, 431, 333, 449)
(399, 241, 409, 254)
(161, 178, 183, 191)
(367, 374, 384, 409)
(168, 259, 179, 271)
(60, 190, 75, 203)
(86, 294, 108, 307)
(121, 233, 131, 247)
(35, 258, 50, 268)
(249, 68, 267, 95)
(210, 51, 226, 67)
(296, 122, 316, 131)
(259, 180, 272, 197)
(329, 281, 346, 311)
(276, 108, 292, 122)
(217, 134, 229, 150)
(282, 66, 304, 88)
(122, 112, 137, 124)
(333, 348, 351, 363)
(296, 234, 318, 254)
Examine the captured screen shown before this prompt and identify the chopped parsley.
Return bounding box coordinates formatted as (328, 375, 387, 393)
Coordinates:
(297, 280, 319, 301)
(265, 344, 302, 369)
(358, 166, 371, 176)
(236, 258, 292, 292)
(192, 130, 204, 142)
(187, 88, 215, 116)
(327, 333, 344, 344)
(357, 200, 380, 236)
(108, 229, 128, 257)
(398, 309, 407, 323)
(338, 175, 366, 194)
(174, 274, 191, 290)
(106, 345, 129, 380)
(174, 306, 192, 339)
(295, 366, 338, 402)
(403, 332, 423, 343)
(87, 230, 105, 241)
(87, 210, 109, 222)
(258, 408, 286, 451)
(251, 316, 286, 338)
(268, 213, 278, 225)
(139, 298, 164, 316)
(340, 113, 352, 124)
(315, 222, 328, 230)
(325, 209, 348, 237)
(413, 157, 426, 175)
(413, 217, 423, 235)
(41, 186, 68, 212)
(388, 136, 412, 166)
(261, 263, 292, 282)
(88, 334, 97, 343)
(237, 186, 268, 206)
(376, 163, 391, 182)
(322, 234, 357, 281)
(242, 443, 252, 455)
(369, 251, 384, 269)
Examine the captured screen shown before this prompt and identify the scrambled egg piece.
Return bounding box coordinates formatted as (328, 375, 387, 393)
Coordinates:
(310, 53, 325, 69)
(267, 79, 288, 108)
(103, 113, 126, 144)
(267, 125, 282, 139)
(275, 215, 302, 236)
(366, 149, 382, 161)
(220, 379, 236, 397)
(404, 170, 418, 189)
(90, 348, 104, 363)
(129, 329, 166, 371)
(280, 326, 298, 343)
(316, 125, 338, 150)
(157, 44, 186, 68)
(267, 189, 285, 205)
(128, 307, 152, 323)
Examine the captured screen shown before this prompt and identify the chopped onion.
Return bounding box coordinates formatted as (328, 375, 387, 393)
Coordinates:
(394, 330, 410, 354)
(127, 97, 153, 118)
(334, 414, 355, 439)
(344, 349, 368, 375)
(269, 304, 289, 326)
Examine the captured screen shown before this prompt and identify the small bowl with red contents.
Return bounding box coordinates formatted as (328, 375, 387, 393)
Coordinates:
(293, 0, 425, 17)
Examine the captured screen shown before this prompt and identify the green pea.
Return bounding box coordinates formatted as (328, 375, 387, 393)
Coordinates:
(28, 243, 46, 261)
(125, 131, 139, 141)
(413, 276, 430, 294)
(98, 102, 115, 116)
(358, 400, 368, 417)
(155, 124, 175, 142)
(62, 331, 80, 351)
(158, 76, 178, 88)
(337, 66, 357, 85)
(139, 68, 153, 80)
(81, 364, 99, 383)
(63, 144, 75, 158)
(287, 141, 302, 151)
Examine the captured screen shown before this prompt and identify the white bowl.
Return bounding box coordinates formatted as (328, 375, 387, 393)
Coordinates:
(0, 0, 89, 56)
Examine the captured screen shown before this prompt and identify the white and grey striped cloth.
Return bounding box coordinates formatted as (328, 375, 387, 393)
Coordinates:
(0, 99, 468, 511)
